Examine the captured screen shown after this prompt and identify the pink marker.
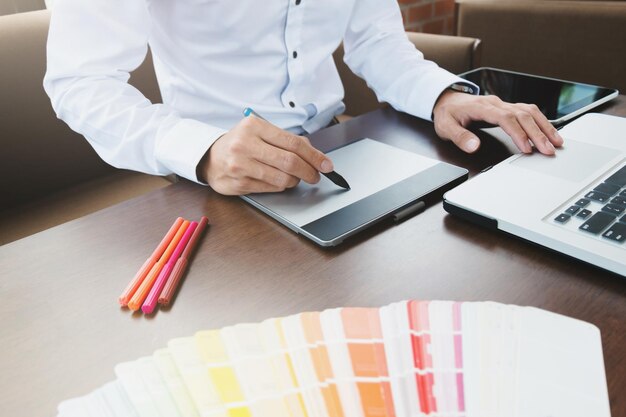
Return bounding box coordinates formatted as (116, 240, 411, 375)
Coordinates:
(142, 221, 198, 314)
(453, 302, 465, 412)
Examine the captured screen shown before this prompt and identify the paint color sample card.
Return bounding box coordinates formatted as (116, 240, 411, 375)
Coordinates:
(57, 301, 611, 417)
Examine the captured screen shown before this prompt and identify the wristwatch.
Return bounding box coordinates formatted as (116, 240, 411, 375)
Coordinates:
(448, 82, 476, 95)
(432, 82, 478, 120)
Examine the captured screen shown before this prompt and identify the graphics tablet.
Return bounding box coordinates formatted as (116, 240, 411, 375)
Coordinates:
(242, 139, 468, 246)
(459, 67, 618, 126)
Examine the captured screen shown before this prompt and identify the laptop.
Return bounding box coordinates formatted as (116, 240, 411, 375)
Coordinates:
(443, 113, 626, 277)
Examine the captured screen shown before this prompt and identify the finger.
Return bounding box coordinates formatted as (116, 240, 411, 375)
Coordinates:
(245, 158, 302, 189)
(254, 122, 334, 173)
(209, 175, 283, 196)
(225, 120, 320, 184)
(255, 141, 321, 184)
(473, 105, 532, 153)
(225, 176, 287, 195)
(460, 101, 533, 153)
(510, 107, 555, 155)
(214, 134, 300, 187)
(521, 103, 564, 147)
(436, 113, 481, 153)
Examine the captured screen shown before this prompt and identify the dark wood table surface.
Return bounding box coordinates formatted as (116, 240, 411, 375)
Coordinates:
(2, 96, 626, 417)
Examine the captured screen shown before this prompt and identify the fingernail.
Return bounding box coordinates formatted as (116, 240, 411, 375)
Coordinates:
(321, 159, 333, 172)
(465, 138, 480, 152)
(546, 140, 556, 153)
(556, 131, 564, 144)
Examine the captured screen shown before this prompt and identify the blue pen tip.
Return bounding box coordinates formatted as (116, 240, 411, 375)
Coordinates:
(243, 107, 253, 117)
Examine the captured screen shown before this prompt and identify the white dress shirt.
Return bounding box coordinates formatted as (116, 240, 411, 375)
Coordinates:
(44, 0, 472, 183)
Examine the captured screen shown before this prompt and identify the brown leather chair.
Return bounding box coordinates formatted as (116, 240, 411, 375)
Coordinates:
(0, 10, 170, 244)
(0, 0, 45, 16)
(456, 0, 626, 93)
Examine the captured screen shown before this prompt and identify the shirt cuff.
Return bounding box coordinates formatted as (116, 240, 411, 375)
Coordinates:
(410, 70, 479, 122)
(156, 118, 227, 184)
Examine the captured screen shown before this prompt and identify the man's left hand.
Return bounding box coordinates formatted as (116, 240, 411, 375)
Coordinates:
(432, 90, 564, 155)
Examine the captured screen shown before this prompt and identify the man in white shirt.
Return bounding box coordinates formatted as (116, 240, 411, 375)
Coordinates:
(44, 0, 563, 196)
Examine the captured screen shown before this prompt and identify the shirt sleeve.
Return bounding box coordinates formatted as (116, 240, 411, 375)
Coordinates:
(342, 0, 478, 122)
(43, 0, 227, 183)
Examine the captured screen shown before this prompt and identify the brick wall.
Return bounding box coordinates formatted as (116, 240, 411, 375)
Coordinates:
(398, 0, 456, 35)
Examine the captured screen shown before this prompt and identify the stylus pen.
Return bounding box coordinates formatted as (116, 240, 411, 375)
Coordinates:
(243, 107, 350, 190)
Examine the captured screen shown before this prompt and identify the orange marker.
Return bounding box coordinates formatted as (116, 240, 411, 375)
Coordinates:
(118, 217, 184, 306)
(127, 220, 190, 311)
(159, 216, 210, 306)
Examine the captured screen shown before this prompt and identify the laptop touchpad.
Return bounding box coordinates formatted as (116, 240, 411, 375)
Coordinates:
(510, 140, 617, 182)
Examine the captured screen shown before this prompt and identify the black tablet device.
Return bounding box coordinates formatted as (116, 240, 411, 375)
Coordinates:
(459, 67, 618, 126)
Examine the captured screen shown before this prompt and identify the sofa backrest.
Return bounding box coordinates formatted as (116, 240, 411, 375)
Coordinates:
(0, 10, 161, 210)
(0, 0, 45, 16)
(456, 0, 626, 93)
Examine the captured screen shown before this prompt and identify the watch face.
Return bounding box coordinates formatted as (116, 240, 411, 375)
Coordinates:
(450, 83, 475, 94)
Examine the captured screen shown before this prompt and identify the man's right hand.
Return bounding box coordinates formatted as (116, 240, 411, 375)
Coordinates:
(198, 116, 335, 195)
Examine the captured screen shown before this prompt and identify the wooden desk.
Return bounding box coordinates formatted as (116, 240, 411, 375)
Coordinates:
(2, 98, 625, 417)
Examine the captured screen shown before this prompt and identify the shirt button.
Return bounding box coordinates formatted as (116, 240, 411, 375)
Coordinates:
(289, 101, 295, 108)
(295, 0, 301, 5)
(292, 51, 298, 59)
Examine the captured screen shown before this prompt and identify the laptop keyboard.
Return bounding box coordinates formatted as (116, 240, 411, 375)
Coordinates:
(551, 163, 626, 245)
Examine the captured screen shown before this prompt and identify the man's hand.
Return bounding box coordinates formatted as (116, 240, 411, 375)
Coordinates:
(432, 90, 564, 155)
(198, 116, 334, 195)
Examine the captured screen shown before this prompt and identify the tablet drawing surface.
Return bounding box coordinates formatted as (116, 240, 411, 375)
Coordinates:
(248, 139, 438, 227)
(243, 138, 468, 246)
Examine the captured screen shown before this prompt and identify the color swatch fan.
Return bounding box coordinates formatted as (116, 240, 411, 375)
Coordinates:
(57, 301, 611, 417)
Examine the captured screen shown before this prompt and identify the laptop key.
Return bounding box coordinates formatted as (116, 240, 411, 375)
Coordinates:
(620, 190, 626, 197)
(554, 213, 571, 223)
(594, 182, 621, 196)
(574, 198, 590, 207)
(585, 190, 610, 203)
(620, 214, 626, 224)
(565, 205, 580, 215)
(579, 211, 616, 234)
(602, 203, 625, 216)
(605, 165, 626, 188)
(576, 209, 592, 219)
(611, 196, 626, 206)
(602, 222, 626, 243)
